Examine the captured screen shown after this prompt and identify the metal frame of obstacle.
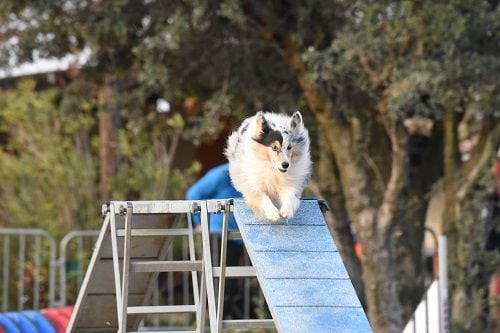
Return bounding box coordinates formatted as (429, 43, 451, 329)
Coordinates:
(111, 201, 204, 333)
(67, 199, 276, 333)
(67, 200, 209, 332)
(204, 200, 275, 332)
(67, 199, 371, 333)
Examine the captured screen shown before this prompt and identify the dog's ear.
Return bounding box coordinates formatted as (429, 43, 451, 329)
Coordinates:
(289, 111, 303, 133)
(255, 111, 270, 134)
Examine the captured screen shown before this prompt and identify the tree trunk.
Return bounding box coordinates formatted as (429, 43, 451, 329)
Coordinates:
(309, 162, 366, 307)
(97, 76, 120, 201)
(442, 108, 459, 234)
(363, 228, 404, 332)
(98, 111, 114, 200)
(438, 115, 500, 328)
(281, 35, 405, 333)
(317, 112, 405, 333)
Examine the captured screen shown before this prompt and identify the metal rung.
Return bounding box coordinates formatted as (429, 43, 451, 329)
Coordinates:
(127, 331, 196, 333)
(212, 266, 256, 278)
(206, 200, 234, 213)
(222, 319, 275, 329)
(128, 331, 196, 333)
(127, 305, 197, 314)
(116, 228, 190, 237)
(130, 260, 202, 273)
(76, 329, 119, 332)
(107, 200, 199, 214)
(228, 231, 241, 240)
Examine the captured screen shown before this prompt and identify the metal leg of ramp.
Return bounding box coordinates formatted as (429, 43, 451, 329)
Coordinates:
(206, 200, 276, 333)
(112, 202, 204, 333)
(67, 200, 209, 333)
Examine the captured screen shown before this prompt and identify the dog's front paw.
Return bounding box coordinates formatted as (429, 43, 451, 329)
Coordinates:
(264, 206, 281, 221)
(280, 197, 300, 219)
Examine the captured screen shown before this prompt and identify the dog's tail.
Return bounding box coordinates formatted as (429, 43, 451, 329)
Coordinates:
(225, 117, 253, 160)
(224, 131, 239, 160)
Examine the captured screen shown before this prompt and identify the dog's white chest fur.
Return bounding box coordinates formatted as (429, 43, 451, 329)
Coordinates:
(225, 111, 312, 220)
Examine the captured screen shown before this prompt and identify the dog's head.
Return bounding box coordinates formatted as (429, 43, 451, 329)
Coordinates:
(252, 111, 307, 173)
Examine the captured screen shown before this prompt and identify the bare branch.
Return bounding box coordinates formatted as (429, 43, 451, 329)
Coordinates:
(357, 49, 392, 89)
(357, 49, 381, 87)
(457, 121, 500, 201)
(376, 99, 407, 231)
(280, 37, 336, 115)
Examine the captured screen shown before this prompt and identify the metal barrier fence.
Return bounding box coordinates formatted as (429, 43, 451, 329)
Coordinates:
(0, 228, 57, 311)
(58, 230, 100, 306)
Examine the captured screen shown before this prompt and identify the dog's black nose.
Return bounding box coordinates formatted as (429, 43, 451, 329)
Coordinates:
(281, 162, 289, 169)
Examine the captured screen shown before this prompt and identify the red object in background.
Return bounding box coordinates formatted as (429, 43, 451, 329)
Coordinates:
(41, 306, 73, 333)
(354, 241, 363, 260)
(495, 161, 500, 175)
(494, 273, 500, 296)
(0, 326, 4, 333)
(56, 307, 72, 320)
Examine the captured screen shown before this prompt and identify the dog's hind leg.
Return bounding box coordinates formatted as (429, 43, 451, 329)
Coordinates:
(245, 192, 281, 221)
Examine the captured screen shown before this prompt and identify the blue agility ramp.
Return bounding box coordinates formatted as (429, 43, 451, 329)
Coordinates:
(233, 199, 372, 333)
(67, 199, 371, 332)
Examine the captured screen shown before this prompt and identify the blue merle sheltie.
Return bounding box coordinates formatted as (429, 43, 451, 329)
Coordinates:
(225, 111, 312, 221)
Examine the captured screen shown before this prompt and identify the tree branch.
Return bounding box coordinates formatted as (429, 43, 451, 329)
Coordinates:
(357, 49, 392, 90)
(444, 107, 459, 179)
(457, 120, 500, 201)
(280, 37, 336, 115)
(376, 98, 408, 231)
(279, 37, 377, 230)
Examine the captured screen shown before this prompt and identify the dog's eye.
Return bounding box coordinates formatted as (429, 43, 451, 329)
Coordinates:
(287, 146, 292, 150)
(272, 146, 280, 152)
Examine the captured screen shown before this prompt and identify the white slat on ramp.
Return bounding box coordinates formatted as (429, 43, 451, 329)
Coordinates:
(233, 199, 372, 333)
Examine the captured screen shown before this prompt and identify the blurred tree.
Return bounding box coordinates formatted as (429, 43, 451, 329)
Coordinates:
(0, 78, 199, 236)
(0, 0, 205, 201)
(2, 1, 500, 332)
(0, 79, 98, 236)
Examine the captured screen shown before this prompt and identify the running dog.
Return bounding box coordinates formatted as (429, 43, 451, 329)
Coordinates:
(224, 111, 312, 220)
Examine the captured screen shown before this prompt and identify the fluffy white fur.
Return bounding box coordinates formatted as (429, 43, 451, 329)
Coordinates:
(225, 111, 312, 220)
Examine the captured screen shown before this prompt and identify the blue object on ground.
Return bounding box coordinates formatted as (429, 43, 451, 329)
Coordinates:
(0, 314, 20, 333)
(23, 311, 55, 333)
(5, 312, 36, 333)
(233, 199, 373, 333)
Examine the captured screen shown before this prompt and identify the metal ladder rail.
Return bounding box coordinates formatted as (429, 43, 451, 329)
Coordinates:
(209, 200, 276, 332)
(120, 203, 133, 332)
(119, 202, 203, 333)
(131, 212, 203, 331)
(200, 200, 217, 333)
(109, 203, 124, 328)
(110, 201, 205, 333)
(187, 211, 205, 333)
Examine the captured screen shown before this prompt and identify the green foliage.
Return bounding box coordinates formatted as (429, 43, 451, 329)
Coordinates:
(0, 80, 98, 236)
(326, 1, 500, 120)
(0, 79, 201, 236)
(112, 110, 201, 200)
